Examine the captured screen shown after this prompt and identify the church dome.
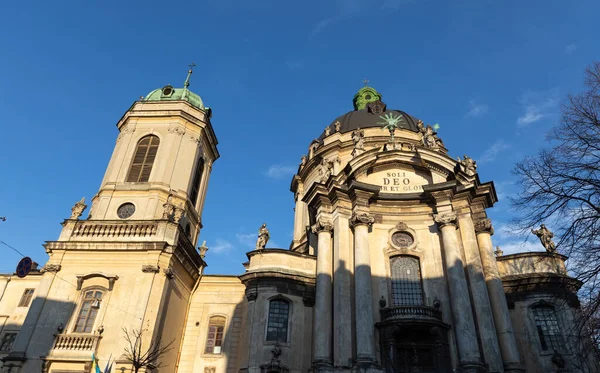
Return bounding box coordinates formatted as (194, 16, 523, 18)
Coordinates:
(320, 85, 421, 139)
(144, 85, 205, 110)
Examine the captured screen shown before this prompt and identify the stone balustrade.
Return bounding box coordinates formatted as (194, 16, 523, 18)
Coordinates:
(49, 333, 102, 358)
(60, 219, 178, 243)
(380, 305, 443, 323)
(72, 221, 158, 238)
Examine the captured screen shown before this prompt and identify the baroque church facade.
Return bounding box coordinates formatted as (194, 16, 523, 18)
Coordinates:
(0, 72, 597, 373)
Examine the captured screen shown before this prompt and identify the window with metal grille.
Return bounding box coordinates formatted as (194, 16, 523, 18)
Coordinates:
(532, 305, 562, 351)
(390, 256, 424, 306)
(205, 316, 226, 354)
(0, 332, 17, 351)
(74, 289, 103, 333)
(266, 299, 290, 342)
(189, 157, 204, 205)
(126, 135, 160, 182)
(18, 288, 35, 307)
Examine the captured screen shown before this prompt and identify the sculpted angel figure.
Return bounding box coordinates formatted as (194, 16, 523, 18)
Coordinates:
(256, 223, 270, 250)
(531, 224, 557, 252)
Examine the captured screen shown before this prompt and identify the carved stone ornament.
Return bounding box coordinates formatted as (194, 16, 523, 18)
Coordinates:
(41, 264, 62, 273)
(70, 197, 87, 219)
(116, 124, 136, 142)
(494, 246, 504, 257)
(324, 126, 331, 136)
(246, 291, 258, 302)
(391, 231, 414, 248)
(300, 155, 307, 169)
(457, 155, 477, 176)
(317, 158, 334, 183)
(163, 267, 174, 279)
(395, 221, 408, 231)
(173, 205, 185, 223)
(204, 367, 216, 373)
(141, 264, 160, 273)
(334, 121, 341, 132)
(162, 194, 176, 220)
(351, 128, 365, 157)
(474, 218, 494, 235)
(189, 134, 202, 146)
(168, 124, 186, 136)
(349, 211, 375, 228)
(311, 218, 333, 234)
(433, 212, 458, 228)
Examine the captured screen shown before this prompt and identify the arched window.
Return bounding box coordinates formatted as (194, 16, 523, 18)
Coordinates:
(266, 298, 290, 342)
(74, 289, 104, 333)
(205, 316, 226, 354)
(390, 256, 423, 306)
(126, 135, 160, 182)
(532, 305, 562, 351)
(189, 157, 204, 205)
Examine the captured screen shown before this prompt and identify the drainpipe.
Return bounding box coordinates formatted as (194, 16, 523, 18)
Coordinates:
(0, 276, 12, 303)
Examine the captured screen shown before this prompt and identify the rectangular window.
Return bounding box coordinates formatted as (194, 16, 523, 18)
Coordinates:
(266, 299, 290, 342)
(205, 316, 226, 354)
(0, 332, 17, 352)
(18, 289, 35, 307)
(533, 306, 562, 351)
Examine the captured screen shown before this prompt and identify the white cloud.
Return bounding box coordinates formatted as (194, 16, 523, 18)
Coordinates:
(516, 89, 559, 127)
(496, 240, 543, 255)
(236, 232, 280, 249)
(236, 233, 256, 248)
(478, 140, 511, 164)
(465, 100, 489, 118)
(211, 239, 234, 254)
(565, 43, 577, 55)
(313, 0, 414, 35)
(264, 165, 296, 179)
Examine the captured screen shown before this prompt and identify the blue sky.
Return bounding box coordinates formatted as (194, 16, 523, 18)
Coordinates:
(0, 0, 598, 274)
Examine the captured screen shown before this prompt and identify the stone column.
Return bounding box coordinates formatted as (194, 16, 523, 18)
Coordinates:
(475, 219, 524, 373)
(312, 217, 334, 368)
(434, 212, 485, 373)
(350, 211, 376, 365)
(333, 213, 353, 369)
(458, 212, 503, 373)
(292, 185, 307, 246)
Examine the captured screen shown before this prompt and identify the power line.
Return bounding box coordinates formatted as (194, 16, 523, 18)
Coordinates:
(0, 240, 143, 321)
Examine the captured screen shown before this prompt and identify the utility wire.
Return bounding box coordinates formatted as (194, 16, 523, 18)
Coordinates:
(0, 240, 143, 321)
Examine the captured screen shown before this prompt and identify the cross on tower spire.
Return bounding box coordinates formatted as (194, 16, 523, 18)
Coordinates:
(184, 62, 196, 88)
(363, 78, 369, 87)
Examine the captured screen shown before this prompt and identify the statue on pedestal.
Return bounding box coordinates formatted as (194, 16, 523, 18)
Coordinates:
(351, 128, 365, 157)
(457, 155, 478, 176)
(531, 224, 557, 252)
(256, 223, 270, 250)
(70, 198, 87, 220)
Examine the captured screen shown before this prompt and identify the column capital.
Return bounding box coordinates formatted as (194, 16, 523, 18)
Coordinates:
(474, 218, 494, 235)
(311, 218, 333, 234)
(434, 211, 458, 229)
(349, 211, 374, 229)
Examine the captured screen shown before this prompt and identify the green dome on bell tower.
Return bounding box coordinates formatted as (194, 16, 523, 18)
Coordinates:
(353, 81, 382, 110)
(143, 63, 206, 110)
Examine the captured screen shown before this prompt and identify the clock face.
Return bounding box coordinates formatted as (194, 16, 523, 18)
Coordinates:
(391, 231, 414, 248)
(117, 203, 135, 219)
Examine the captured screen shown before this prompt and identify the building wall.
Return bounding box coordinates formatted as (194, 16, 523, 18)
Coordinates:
(177, 275, 246, 373)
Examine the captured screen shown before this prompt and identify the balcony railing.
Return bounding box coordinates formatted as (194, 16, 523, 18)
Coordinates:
(71, 220, 158, 239)
(49, 333, 102, 358)
(380, 305, 443, 323)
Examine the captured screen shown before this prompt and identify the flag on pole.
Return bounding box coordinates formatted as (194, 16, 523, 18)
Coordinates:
(104, 353, 113, 373)
(91, 353, 102, 373)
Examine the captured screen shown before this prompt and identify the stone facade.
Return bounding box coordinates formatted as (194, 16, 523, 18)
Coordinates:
(0, 83, 597, 373)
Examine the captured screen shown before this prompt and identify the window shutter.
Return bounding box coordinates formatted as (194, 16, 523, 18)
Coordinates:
(126, 135, 160, 182)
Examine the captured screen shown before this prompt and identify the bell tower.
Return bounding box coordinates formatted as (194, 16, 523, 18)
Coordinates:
(5, 66, 219, 373)
(87, 63, 219, 244)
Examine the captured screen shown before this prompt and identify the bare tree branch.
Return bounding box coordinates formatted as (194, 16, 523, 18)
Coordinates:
(122, 327, 175, 373)
(510, 61, 600, 364)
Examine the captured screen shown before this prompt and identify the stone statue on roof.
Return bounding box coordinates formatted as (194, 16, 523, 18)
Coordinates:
(531, 224, 557, 253)
(256, 223, 270, 251)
